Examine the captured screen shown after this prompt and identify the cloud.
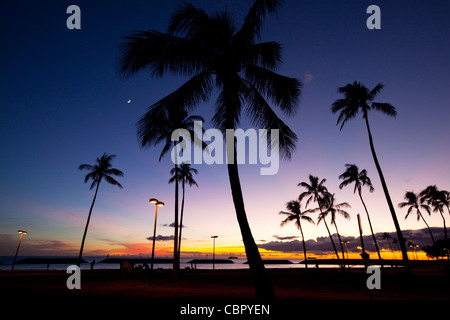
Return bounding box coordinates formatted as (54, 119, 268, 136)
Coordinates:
(303, 72, 314, 84)
(273, 235, 299, 240)
(162, 222, 186, 228)
(146, 235, 175, 241)
(0, 234, 75, 255)
(258, 228, 447, 254)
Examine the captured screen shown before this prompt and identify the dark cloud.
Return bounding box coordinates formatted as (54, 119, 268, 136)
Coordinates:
(162, 222, 186, 228)
(273, 235, 299, 240)
(146, 235, 175, 241)
(258, 228, 447, 254)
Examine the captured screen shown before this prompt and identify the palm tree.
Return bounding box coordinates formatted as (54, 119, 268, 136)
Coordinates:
(381, 232, 397, 260)
(298, 175, 341, 261)
(331, 81, 410, 270)
(137, 107, 204, 279)
(169, 162, 198, 258)
(420, 185, 449, 240)
(119, 0, 301, 298)
(78, 153, 123, 266)
(320, 193, 351, 261)
(279, 200, 314, 268)
(399, 191, 435, 245)
(339, 164, 382, 261)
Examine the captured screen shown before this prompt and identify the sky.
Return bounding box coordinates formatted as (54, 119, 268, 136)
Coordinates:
(0, 0, 449, 259)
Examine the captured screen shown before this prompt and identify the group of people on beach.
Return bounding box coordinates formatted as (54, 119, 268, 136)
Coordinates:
(120, 261, 150, 275)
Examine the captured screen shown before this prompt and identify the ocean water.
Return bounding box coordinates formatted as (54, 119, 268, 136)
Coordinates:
(0, 256, 313, 271)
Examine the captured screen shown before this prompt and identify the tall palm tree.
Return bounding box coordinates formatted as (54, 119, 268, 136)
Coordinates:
(279, 199, 314, 268)
(137, 106, 204, 279)
(420, 185, 449, 240)
(320, 193, 351, 261)
(78, 153, 123, 266)
(331, 81, 410, 270)
(298, 175, 341, 261)
(169, 162, 199, 258)
(399, 191, 435, 245)
(339, 164, 382, 261)
(119, 0, 301, 298)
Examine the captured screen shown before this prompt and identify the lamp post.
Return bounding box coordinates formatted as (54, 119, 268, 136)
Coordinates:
(341, 240, 350, 260)
(149, 198, 164, 284)
(211, 236, 218, 270)
(11, 230, 27, 272)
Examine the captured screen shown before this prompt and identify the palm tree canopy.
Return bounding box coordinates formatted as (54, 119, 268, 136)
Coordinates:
(298, 175, 328, 208)
(331, 81, 397, 130)
(420, 185, 449, 212)
(279, 200, 315, 228)
(399, 191, 431, 221)
(338, 164, 374, 194)
(317, 193, 351, 225)
(169, 162, 199, 187)
(119, 0, 302, 160)
(137, 107, 205, 161)
(79, 153, 124, 190)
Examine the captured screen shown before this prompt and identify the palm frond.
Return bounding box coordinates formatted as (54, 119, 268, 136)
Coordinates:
(243, 78, 297, 159)
(367, 82, 384, 101)
(243, 64, 301, 115)
(240, 41, 282, 70)
(167, 2, 208, 36)
(78, 164, 94, 171)
(104, 175, 123, 189)
(119, 30, 204, 78)
(371, 102, 397, 117)
(237, 0, 283, 42)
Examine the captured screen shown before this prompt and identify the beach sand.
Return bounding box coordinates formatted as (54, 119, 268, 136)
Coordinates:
(1, 267, 448, 317)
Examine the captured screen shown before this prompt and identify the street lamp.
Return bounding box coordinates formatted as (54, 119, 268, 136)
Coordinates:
(11, 230, 27, 272)
(149, 198, 164, 284)
(341, 240, 350, 260)
(211, 236, 218, 270)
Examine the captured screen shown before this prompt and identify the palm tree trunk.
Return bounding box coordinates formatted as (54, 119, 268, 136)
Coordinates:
(334, 222, 345, 261)
(178, 181, 185, 258)
(322, 217, 340, 261)
(387, 239, 396, 260)
(78, 180, 101, 267)
(443, 206, 449, 239)
(227, 142, 275, 299)
(417, 209, 436, 245)
(364, 114, 410, 271)
(297, 218, 308, 269)
(358, 189, 383, 261)
(173, 142, 180, 280)
(437, 209, 448, 240)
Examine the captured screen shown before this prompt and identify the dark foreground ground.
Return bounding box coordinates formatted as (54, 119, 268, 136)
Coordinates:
(1, 266, 449, 317)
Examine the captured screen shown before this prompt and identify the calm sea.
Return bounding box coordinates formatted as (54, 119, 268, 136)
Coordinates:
(0, 256, 313, 271)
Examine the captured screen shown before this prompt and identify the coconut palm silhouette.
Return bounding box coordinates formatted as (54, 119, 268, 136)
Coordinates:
(78, 153, 123, 266)
(169, 162, 199, 258)
(331, 81, 409, 270)
(339, 164, 382, 261)
(279, 199, 314, 268)
(119, 0, 301, 298)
